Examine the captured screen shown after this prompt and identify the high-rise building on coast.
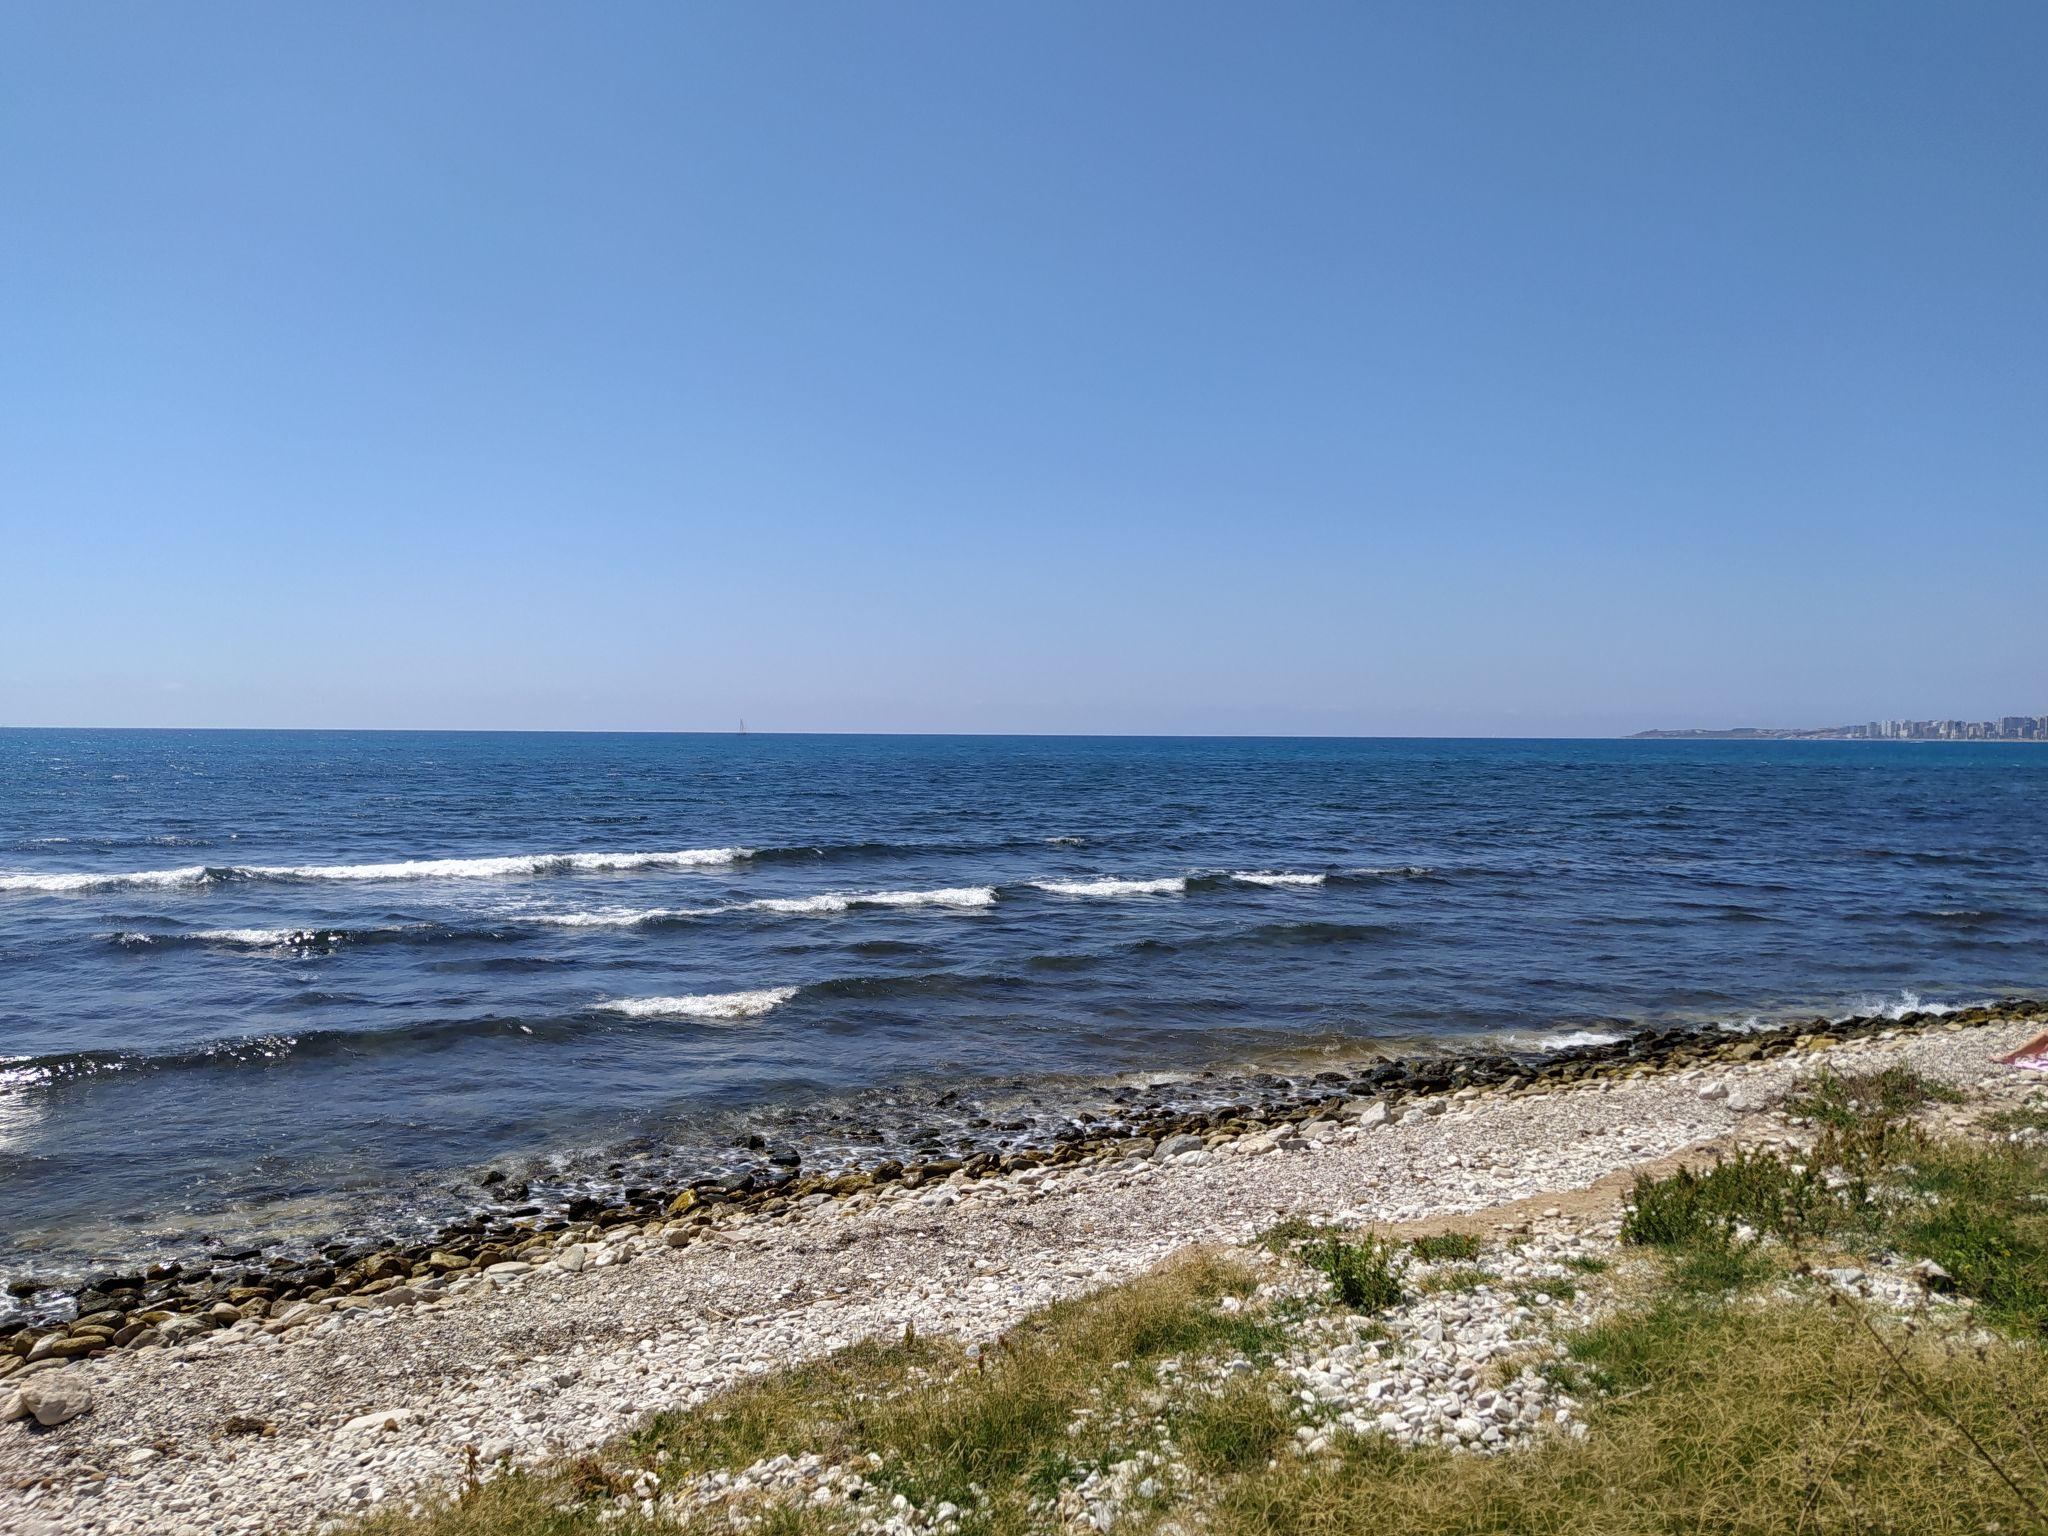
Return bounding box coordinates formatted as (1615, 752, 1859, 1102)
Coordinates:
(1840, 716, 2047, 740)
(1633, 715, 2048, 741)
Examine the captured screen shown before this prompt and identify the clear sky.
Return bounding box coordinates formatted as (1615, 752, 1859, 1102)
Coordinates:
(3, 3, 2043, 735)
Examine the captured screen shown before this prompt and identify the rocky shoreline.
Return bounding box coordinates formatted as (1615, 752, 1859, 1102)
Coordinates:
(3, 999, 2043, 1535)
(4, 997, 2041, 1375)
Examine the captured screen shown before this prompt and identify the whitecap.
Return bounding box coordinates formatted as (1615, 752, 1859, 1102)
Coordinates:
(744, 886, 997, 915)
(1031, 877, 1187, 898)
(603, 987, 798, 1020)
(0, 848, 750, 894)
(191, 928, 310, 947)
(525, 906, 718, 927)
(253, 848, 749, 882)
(0, 865, 211, 893)
(1231, 871, 1326, 888)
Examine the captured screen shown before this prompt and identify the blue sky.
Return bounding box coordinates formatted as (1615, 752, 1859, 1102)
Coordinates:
(3, 2, 2043, 734)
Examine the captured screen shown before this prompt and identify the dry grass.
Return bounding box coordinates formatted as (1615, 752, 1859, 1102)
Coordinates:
(344, 1250, 1274, 1536)
(1205, 1298, 2048, 1536)
(336, 1069, 2048, 1536)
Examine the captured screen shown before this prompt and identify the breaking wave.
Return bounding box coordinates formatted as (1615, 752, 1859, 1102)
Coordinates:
(743, 886, 997, 915)
(525, 887, 997, 926)
(0, 848, 750, 894)
(1, 865, 213, 893)
(106, 923, 518, 952)
(1030, 877, 1187, 898)
(602, 988, 798, 1020)
(1229, 871, 1326, 888)
(1502, 1028, 1628, 1052)
(523, 906, 719, 928)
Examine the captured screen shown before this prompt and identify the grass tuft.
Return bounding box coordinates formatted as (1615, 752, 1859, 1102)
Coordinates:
(1408, 1232, 1482, 1263)
(1785, 1065, 1963, 1129)
(1299, 1233, 1404, 1312)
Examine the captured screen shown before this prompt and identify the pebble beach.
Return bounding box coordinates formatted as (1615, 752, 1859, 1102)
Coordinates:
(6, 1001, 2041, 1536)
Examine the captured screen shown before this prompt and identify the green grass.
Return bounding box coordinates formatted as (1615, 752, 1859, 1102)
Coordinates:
(1175, 1375, 1295, 1477)
(347, 1251, 1276, 1536)
(1891, 1135, 2048, 1336)
(1621, 1067, 2048, 1331)
(1983, 1104, 2048, 1136)
(1299, 1233, 1404, 1312)
(1510, 1278, 1578, 1307)
(1619, 1146, 1846, 1252)
(1783, 1065, 1962, 1130)
(1261, 1221, 1406, 1312)
(1408, 1232, 1482, 1263)
(334, 1064, 2048, 1536)
(1203, 1299, 2048, 1535)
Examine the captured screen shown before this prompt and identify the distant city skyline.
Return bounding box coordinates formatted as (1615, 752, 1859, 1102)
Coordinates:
(3, 4, 2043, 734)
(1636, 714, 2048, 742)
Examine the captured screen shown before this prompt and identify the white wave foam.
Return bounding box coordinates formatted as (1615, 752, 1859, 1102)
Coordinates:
(604, 987, 797, 1020)
(191, 928, 309, 947)
(1720, 993, 1972, 1034)
(255, 848, 749, 882)
(1504, 1028, 1627, 1052)
(1031, 877, 1187, 898)
(1045, 835, 1087, 846)
(526, 906, 718, 927)
(745, 886, 997, 915)
(0, 865, 210, 893)
(1232, 871, 1326, 888)
(0, 848, 749, 894)
(1348, 865, 1436, 878)
(1848, 989, 1965, 1021)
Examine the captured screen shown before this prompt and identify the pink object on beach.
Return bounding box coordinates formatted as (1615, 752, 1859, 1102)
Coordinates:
(1996, 1032, 2048, 1070)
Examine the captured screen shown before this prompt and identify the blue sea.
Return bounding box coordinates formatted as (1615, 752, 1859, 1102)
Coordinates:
(1, 730, 2044, 1290)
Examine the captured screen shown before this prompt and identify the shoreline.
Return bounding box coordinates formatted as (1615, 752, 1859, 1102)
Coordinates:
(2, 999, 2044, 1534)
(4, 997, 2041, 1346)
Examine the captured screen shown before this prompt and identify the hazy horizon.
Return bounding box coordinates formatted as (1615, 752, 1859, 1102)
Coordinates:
(5, 4, 2043, 736)
(5, 720, 2046, 741)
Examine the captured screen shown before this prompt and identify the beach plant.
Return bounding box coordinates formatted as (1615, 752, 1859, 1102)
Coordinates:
(1621, 1145, 1843, 1254)
(1784, 1065, 1963, 1130)
(1408, 1232, 1481, 1263)
(332, 1076, 2048, 1536)
(1888, 1134, 2048, 1337)
(1174, 1374, 1296, 1476)
(1201, 1298, 2048, 1536)
(1299, 1232, 1404, 1312)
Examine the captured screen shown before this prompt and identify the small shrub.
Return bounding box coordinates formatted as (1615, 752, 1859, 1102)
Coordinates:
(1621, 1147, 1841, 1250)
(1786, 1066, 1961, 1130)
(1893, 1138, 2048, 1336)
(1984, 1104, 2048, 1137)
(1409, 1232, 1481, 1263)
(1301, 1233, 1404, 1311)
(1257, 1216, 1325, 1254)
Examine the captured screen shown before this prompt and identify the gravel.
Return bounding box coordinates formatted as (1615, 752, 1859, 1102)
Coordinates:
(0, 1015, 2034, 1536)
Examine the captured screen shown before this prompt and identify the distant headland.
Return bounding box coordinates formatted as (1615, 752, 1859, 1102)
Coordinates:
(1632, 715, 2048, 742)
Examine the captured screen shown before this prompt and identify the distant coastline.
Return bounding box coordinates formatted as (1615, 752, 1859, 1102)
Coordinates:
(1633, 714, 2048, 742)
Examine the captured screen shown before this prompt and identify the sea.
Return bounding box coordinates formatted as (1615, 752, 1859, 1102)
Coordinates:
(2, 730, 2044, 1294)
